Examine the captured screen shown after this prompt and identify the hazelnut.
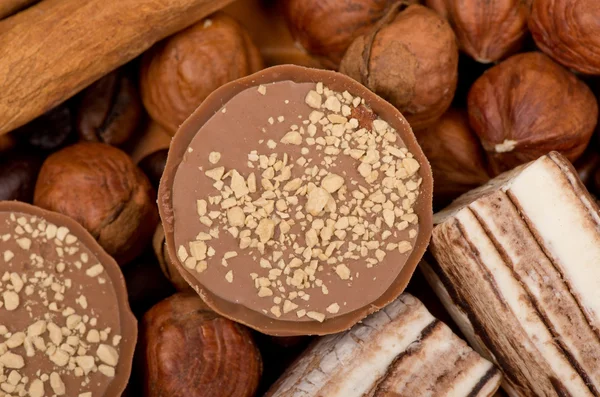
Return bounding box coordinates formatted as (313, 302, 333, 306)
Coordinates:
(529, 0, 600, 75)
(34, 142, 158, 264)
(152, 223, 191, 292)
(77, 68, 143, 146)
(467, 52, 598, 175)
(282, 0, 401, 69)
(140, 292, 262, 397)
(340, 4, 459, 130)
(426, 0, 529, 63)
(0, 150, 44, 203)
(140, 12, 263, 135)
(416, 109, 491, 207)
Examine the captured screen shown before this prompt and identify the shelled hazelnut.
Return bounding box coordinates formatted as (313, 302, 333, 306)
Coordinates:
(468, 52, 598, 175)
(426, 0, 529, 63)
(140, 293, 262, 397)
(340, 4, 458, 130)
(33, 142, 158, 264)
(140, 12, 263, 135)
(77, 68, 143, 147)
(529, 0, 600, 75)
(416, 109, 490, 207)
(282, 0, 400, 69)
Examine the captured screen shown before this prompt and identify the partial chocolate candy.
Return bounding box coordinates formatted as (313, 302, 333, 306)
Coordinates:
(424, 151, 600, 396)
(266, 293, 502, 397)
(158, 65, 433, 335)
(0, 201, 136, 397)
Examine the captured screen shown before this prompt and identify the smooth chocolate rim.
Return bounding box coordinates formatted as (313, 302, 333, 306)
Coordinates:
(158, 65, 433, 336)
(0, 201, 137, 397)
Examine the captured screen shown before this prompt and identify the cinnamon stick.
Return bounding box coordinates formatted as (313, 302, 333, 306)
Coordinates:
(0, 0, 234, 135)
(0, 0, 37, 20)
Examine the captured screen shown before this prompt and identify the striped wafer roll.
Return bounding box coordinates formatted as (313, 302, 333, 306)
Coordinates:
(425, 151, 600, 396)
(266, 293, 501, 397)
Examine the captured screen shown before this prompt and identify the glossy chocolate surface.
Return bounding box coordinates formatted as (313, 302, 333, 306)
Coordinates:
(0, 201, 136, 396)
(159, 65, 433, 335)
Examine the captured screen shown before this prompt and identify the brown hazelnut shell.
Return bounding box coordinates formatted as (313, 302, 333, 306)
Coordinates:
(158, 65, 433, 336)
(529, 0, 600, 75)
(426, 0, 529, 63)
(467, 52, 598, 175)
(34, 142, 158, 264)
(140, 292, 262, 397)
(140, 12, 263, 135)
(340, 4, 459, 130)
(416, 109, 491, 207)
(282, 0, 400, 69)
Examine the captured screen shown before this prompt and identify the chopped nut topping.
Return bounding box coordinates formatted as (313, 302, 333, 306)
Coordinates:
(326, 303, 340, 314)
(176, 82, 423, 322)
(0, 212, 124, 396)
(208, 151, 221, 164)
(306, 311, 326, 322)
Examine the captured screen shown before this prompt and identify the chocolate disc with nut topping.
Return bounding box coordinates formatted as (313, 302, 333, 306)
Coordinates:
(0, 201, 136, 396)
(158, 65, 433, 336)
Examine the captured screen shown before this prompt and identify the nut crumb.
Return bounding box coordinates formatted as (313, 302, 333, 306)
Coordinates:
(306, 311, 325, 322)
(225, 270, 234, 283)
(208, 152, 221, 164)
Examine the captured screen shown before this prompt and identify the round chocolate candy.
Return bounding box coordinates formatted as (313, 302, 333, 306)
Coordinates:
(158, 65, 433, 336)
(0, 201, 136, 396)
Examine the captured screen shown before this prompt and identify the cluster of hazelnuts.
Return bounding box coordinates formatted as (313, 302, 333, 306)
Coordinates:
(1, 0, 600, 396)
(142, 0, 600, 208)
(285, 0, 600, 208)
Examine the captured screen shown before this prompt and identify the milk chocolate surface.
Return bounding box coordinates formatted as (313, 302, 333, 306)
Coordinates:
(0, 202, 136, 397)
(159, 65, 433, 335)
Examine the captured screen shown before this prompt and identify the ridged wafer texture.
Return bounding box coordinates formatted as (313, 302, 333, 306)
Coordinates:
(266, 293, 501, 397)
(425, 151, 600, 397)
